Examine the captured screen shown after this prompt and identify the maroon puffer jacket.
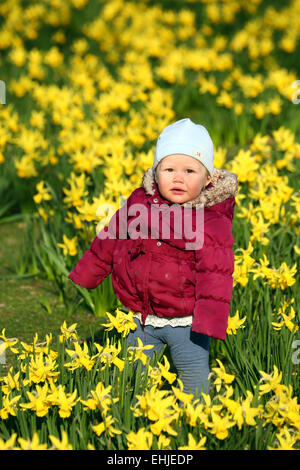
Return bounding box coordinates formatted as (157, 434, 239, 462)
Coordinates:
(68, 168, 238, 340)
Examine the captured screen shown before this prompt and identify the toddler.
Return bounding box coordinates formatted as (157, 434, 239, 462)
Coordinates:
(68, 118, 238, 398)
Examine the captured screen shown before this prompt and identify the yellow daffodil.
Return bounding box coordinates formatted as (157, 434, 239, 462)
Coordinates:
(268, 428, 298, 450)
(178, 433, 206, 450)
(0, 393, 21, 419)
(252, 257, 297, 290)
(273, 127, 295, 152)
(228, 149, 259, 183)
(70, 148, 102, 174)
(216, 90, 234, 108)
(249, 211, 271, 246)
(10, 76, 33, 98)
(147, 365, 163, 387)
(14, 154, 38, 178)
(268, 96, 282, 115)
(157, 356, 177, 385)
(49, 385, 79, 418)
(20, 351, 59, 385)
(65, 341, 95, 371)
(44, 46, 64, 68)
(62, 172, 90, 208)
(92, 414, 122, 437)
(101, 309, 137, 338)
(213, 146, 226, 168)
(49, 430, 73, 450)
(37, 206, 50, 224)
(0, 329, 19, 355)
(135, 386, 178, 433)
(234, 102, 243, 115)
(76, 198, 102, 223)
(59, 321, 78, 343)
(232, 391, 262, 430)
(17, 432, 48, 450)
(259, 365, 283, 396)
(218, 386, 240, 416)
(0, 368, 20, 395)
(9, 47, 26, 66)
(199, 76, 218, 96)
(290, 194, 300, 230)
(226, 310, 247, 335)
(238, 74, 264, 98)
(263, 383, 300, 431)
(57, 234, 78, 256)
(15, 126, 47, 154)
(126, 428, 153, 450)
(65, 211, 83, 230)
(0, 433, 18, 450)
(18, 333, 57, 361)
(206, 410, 235, 440)
(94, 339, 125, 372)
(127, 337, 154, 365)
(272, 305, 299, 333)
(30, 110, 45, 129)
(20, 383, 51, 417)
(81, 381, 117, 415)
(157, 433, 171, 450)
(211, 359, 235, 392)
(233, 242, 256, 287)
(33, 181, 52, 204)
(150, 415, 178, 437)
(184, 399, 212, 428)
(250, 133, 272, 161)
(171, 378, 194, 404)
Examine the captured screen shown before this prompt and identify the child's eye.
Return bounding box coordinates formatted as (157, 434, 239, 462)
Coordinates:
(165, 168, 194, 173)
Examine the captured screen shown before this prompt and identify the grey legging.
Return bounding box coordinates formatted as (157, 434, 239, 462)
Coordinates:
(126, 318, 210, 398)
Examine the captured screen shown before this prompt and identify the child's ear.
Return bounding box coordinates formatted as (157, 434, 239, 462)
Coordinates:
(205, 175, 212, 187)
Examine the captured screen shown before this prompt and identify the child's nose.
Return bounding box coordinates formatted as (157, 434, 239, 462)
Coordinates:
(173, 171, 184, 182)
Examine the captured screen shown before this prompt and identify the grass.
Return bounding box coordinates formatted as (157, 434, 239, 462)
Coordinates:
(0, 220, 105, 347)
(0, 0, 299, 450)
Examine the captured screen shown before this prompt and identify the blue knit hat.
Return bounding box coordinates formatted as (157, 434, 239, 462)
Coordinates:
(153, 118, 214, 178)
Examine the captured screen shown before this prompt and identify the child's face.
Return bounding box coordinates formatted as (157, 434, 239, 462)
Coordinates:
(155, 154, 211, 204)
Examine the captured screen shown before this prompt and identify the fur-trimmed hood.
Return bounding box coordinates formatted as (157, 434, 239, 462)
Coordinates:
(142, 167, 238, 208)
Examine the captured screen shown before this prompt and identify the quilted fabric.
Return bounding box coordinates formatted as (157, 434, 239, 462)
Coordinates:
(68, 167, 238, 340)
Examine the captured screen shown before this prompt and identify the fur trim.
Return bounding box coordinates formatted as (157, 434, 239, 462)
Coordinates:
(142, 167, 238, 208)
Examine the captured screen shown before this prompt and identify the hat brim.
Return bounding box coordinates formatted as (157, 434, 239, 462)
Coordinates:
(155, 143, 214, 177)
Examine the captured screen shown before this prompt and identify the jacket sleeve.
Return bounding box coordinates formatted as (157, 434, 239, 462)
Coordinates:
(68, 233, 117, 289)
(192, 209, 235, 340)
(68, 190, 138, 289)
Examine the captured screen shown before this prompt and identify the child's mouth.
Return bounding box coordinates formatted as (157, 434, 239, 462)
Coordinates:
(171, 188, 185, 194)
